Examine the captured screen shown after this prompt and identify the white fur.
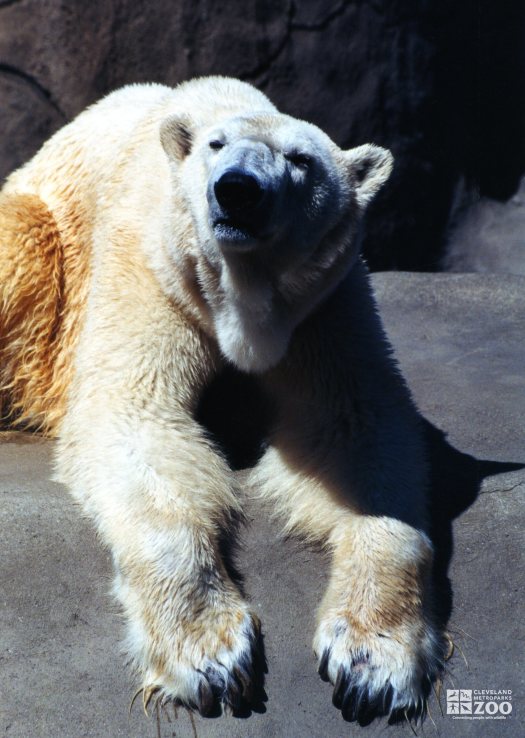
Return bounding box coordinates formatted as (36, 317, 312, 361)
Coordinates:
(1, 77, 441, 721)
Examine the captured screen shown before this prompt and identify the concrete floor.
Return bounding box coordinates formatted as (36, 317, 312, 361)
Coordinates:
(1, 272, 523, 738)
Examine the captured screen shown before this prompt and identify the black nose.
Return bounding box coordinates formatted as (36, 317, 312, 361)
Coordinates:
(214, 170, 265, 213)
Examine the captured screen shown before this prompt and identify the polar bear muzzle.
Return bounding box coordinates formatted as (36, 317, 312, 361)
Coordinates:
(207, 140, 284, 249)
(211, 168, 268, 245)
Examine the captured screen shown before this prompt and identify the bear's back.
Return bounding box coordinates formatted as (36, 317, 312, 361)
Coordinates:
(3, 84, 175, 210)
(0, 84, 180, 432)
(3, 77, 275, 232)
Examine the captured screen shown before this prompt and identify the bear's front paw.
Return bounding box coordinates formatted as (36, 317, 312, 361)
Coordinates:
(130, 602, 266, 718)
(314, 614, 445, 726)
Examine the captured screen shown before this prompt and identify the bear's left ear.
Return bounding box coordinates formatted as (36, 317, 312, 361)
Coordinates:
(160, 114, 194, 160)
(344, 144, 394, 208)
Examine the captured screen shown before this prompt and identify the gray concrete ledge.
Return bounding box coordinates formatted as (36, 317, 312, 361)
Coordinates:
(1, 272, 523, 738)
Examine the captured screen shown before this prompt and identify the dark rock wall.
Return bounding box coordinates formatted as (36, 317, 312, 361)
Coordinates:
(1, 0, 523, 271)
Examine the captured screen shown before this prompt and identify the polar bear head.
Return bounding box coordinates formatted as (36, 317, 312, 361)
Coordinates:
(160, 79, 393, 372)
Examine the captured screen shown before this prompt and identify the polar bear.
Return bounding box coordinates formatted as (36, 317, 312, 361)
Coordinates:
(0, 77, 444, 725)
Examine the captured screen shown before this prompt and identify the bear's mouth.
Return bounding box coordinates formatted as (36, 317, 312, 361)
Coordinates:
(213, 218, 258, 247)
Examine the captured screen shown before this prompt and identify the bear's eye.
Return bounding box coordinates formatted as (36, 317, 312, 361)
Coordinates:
(209, 140, 224, 151)
(285, 152, 312, 169)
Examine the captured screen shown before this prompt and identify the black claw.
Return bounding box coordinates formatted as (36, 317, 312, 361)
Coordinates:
(185, 626, 268, 720)
(225, 671, 244, 711)
(229, 629, 268, 717)
(194, 667, 225, 718)
(233, 662, 253, 701)
(341, 684, 359, 722)
(332, 665, 347, 708)
(407, 698, 426, 725)
(381, 684, 394, 715)
(196, 678, 216, 717)
(327, 654, 436, 727)
(318, 649, 331, 682)
(356, 690, 383, 727)
(354, 686, 367, 714)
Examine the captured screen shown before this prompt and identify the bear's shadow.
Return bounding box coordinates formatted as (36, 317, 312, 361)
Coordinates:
(423, 421, 523, 628)
(197, 364, 523, 710)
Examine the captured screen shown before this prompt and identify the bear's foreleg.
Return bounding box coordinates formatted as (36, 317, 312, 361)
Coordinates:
(249, 263, 445, 724)
(56, 313, 263, 716)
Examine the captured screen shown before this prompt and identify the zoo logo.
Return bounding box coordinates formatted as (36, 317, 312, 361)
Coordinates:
(447, 689, 513, 719)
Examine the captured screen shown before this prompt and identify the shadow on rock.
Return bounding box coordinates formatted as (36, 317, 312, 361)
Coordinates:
(198, 366, 525, 630)
(197, 365, 524, 725)
(423, 419, 524, 628)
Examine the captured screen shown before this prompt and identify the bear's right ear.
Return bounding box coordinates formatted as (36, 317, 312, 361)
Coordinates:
(160, 115, 194, 160)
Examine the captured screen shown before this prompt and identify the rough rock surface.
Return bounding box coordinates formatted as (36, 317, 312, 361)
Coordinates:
(444, 177, 525, 276)
(1, 1, 524, 271)
(1, 272, 523, 738)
